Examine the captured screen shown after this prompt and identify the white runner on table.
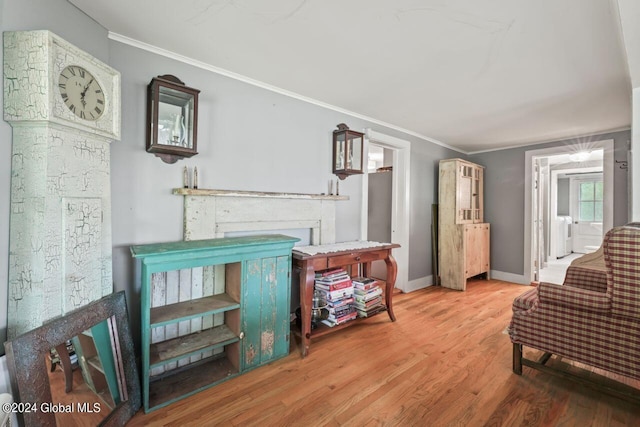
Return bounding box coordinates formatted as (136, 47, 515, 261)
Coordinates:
(293, 240, 389, 256)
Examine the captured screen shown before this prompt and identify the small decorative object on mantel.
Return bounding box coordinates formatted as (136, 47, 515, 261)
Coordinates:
(332, 123, 364, 179)
(146, 74, 200, 164)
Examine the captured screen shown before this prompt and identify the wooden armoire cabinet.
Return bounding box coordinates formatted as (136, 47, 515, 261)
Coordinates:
(438, 159, 490, 290)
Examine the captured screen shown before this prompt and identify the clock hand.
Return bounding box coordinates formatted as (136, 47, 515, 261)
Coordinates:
(81, 78, 94, 99)
(79, 78, 94, 109)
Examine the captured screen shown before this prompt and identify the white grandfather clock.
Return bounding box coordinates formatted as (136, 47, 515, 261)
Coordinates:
(3, 30, 120, 338)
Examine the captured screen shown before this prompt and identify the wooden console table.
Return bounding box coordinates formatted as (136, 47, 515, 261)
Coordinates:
(292, 241, 400, 357)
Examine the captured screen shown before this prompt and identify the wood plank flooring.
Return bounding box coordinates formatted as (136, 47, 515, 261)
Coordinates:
(47, 355, 107, 426)
(127, 279, 640, 426)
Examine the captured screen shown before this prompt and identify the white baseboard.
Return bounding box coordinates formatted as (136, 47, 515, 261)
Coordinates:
(490, 270, 530, 285)
(401, 271, 529, 293)
(403, 275, 434, 293)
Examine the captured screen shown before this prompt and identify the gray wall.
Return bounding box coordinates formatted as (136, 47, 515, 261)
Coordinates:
(368, 172, 392, 242)
(0, 0, 460, 347)
(557, 178, 570, 216)
(470, 129, 630, 276)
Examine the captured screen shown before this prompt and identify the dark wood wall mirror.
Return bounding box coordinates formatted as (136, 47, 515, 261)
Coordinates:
(3, 291, 141, 426)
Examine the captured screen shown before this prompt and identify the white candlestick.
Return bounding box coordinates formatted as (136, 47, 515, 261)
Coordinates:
(183, 166, 189, 188)
(193, 167, 198, 189)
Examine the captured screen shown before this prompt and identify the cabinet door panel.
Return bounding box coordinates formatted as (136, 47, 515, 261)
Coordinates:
(242, 258, 263, 370)
(464, 224, 490, 279)
(273, 255, 292, 359)
(241, 256, 291, 371)
(480, 224, 490, 273)
(464, 225, 481, 278)
(259, 258, 276, 363)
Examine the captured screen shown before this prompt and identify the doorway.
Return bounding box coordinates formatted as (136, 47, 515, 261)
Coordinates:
(367, 145, 393, 281)
(361, 129, 411, 292)
(524, 140, 613, 284)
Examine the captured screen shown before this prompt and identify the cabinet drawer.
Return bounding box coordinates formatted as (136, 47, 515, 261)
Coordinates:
(327, 250, 385, 268)
(293, 257, 328, 271)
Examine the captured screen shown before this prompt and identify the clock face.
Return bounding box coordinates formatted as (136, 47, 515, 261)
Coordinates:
(58, 65, 105, 121)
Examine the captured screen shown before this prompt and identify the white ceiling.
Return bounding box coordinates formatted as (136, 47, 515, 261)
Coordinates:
(70, 0, 633, 153)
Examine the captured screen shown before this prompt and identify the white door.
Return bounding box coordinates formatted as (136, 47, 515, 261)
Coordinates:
(571, 176, 604, 253)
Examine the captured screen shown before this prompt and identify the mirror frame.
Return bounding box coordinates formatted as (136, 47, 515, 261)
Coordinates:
(3, 291, 141, 426)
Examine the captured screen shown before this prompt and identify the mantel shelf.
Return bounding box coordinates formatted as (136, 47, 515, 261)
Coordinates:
(173, 188, 349, 201)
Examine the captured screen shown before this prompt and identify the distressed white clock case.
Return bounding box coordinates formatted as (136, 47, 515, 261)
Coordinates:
(3, 30, 120, 338)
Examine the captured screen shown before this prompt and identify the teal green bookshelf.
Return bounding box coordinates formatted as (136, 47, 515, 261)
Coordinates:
(131, 234, 299, 412)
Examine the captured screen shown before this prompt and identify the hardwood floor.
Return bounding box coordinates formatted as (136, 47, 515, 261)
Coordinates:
(47, 355, 109, 426)
(127, 279, 640, 426)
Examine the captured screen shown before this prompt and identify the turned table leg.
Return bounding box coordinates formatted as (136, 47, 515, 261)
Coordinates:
(55, 343, 74, 393)
(299, 262, 315, 358)
(384, 252, 398, 322)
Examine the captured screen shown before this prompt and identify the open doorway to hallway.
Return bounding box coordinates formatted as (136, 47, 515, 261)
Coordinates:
(361, 129, 411, 292)
(367, 144, 393, 281)
(525, 140, 613, 284)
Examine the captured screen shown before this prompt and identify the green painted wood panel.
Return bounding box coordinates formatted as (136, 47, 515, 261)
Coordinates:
(259, 258, 277, 363)
(242, 258, 264, 370)
(274, 255, 292, 358)
(241, 255, 292, 371)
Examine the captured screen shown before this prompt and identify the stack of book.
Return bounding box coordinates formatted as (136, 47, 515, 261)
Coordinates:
(352, 277, 385, 318)
(314, 268, 356, 327)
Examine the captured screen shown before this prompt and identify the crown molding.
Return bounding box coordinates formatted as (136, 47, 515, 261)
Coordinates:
(108, 32, 461, 153)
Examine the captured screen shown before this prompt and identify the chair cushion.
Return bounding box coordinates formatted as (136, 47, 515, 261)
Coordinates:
(538, 282, 610, 313)
(563, 266, 607, 293)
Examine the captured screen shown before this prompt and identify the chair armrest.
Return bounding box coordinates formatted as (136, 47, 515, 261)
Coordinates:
(512, 288, 538, 312)
(538, 282, 610, 313)
(562, 266, 607, 293)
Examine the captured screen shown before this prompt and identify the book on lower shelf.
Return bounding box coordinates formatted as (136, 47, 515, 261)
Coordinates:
(315, 270, 357, 328)
(356, 305, 386, 318)
(353, 281, 385, 318)
(353, 295, 382, 309)
(314, 278, 352, 292)
(354, 286, 382, 303)
(352, 276, 378, 289)
(315, 274, 388, 323)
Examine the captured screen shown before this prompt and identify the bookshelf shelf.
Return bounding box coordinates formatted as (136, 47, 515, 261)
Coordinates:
(148, 355, 238, 411)
(149, 324, 239, 367)
(302, 305, 389, 339)
(150, 294, 240, 327)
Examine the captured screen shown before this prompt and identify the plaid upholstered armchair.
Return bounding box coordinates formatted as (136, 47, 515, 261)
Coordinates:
(509, 223, 640, 390)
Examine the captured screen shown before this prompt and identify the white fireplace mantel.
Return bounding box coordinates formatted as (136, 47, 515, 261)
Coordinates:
(174, 188, 348, 244)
